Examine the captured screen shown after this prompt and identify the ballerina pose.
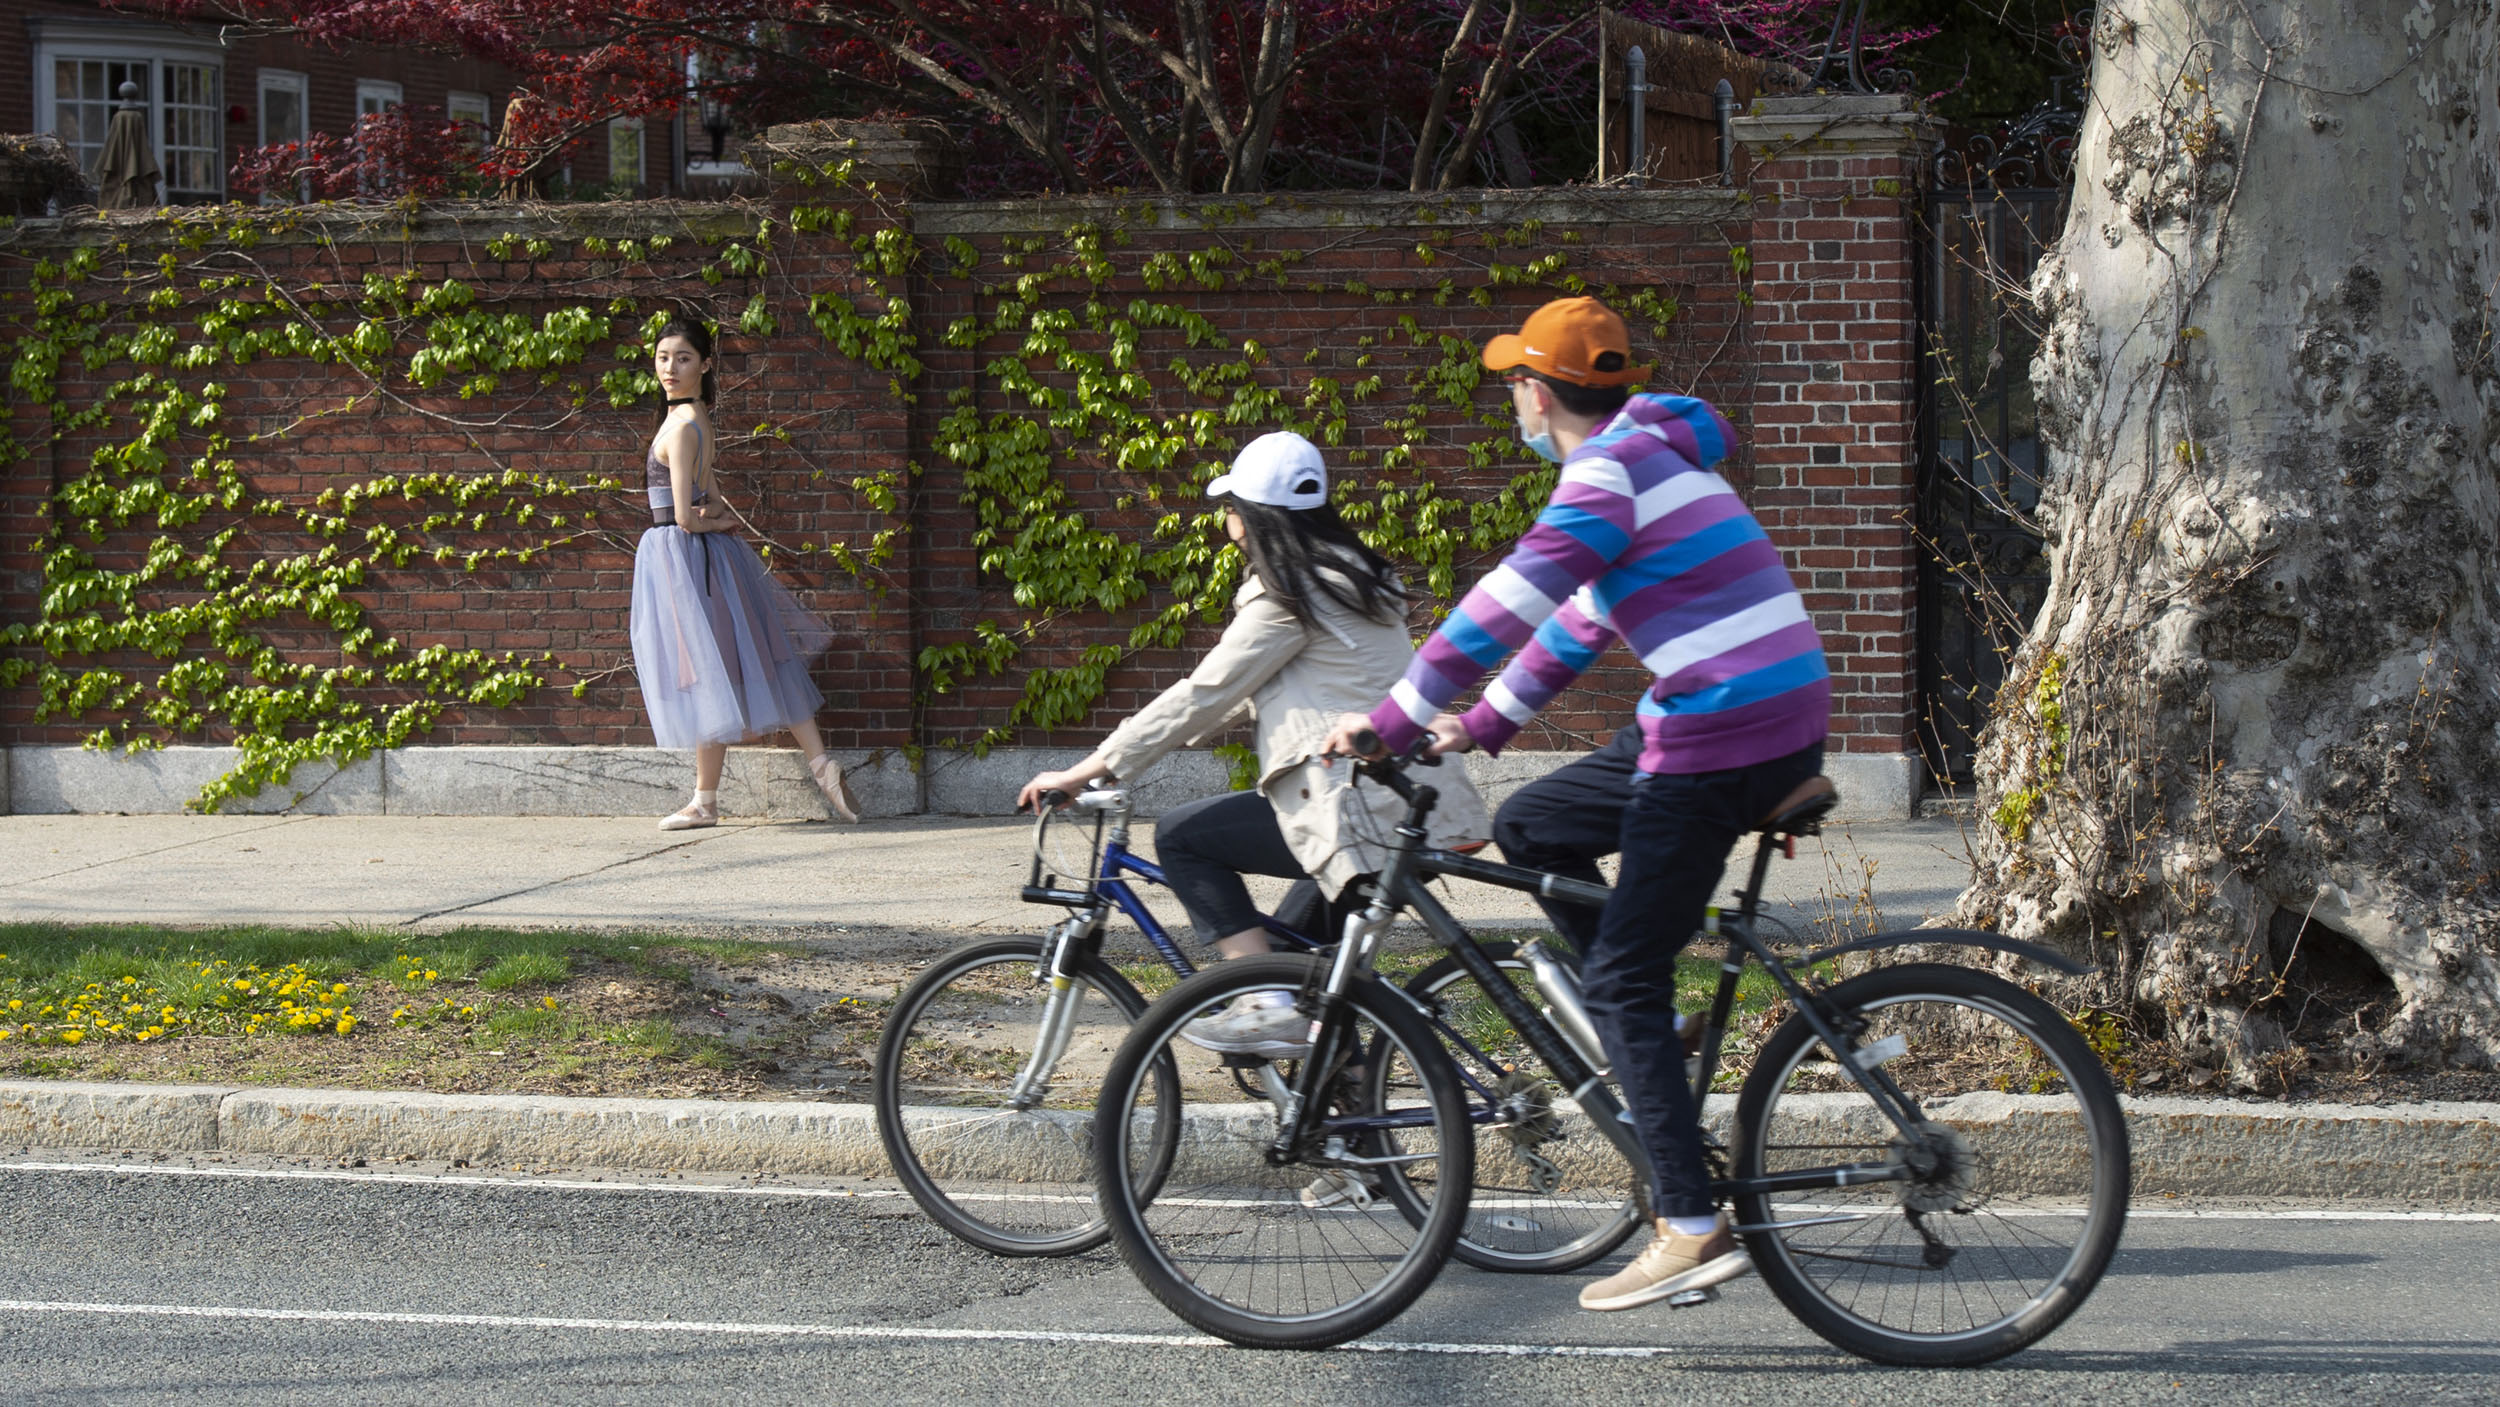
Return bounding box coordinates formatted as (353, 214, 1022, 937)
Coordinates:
(630, 318, 859, 829)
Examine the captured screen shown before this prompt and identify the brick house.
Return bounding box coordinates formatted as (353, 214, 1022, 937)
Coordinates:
(1, 0, 719, 202)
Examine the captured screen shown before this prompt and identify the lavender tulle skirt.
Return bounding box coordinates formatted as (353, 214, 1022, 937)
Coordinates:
(630, 526, 831, 749)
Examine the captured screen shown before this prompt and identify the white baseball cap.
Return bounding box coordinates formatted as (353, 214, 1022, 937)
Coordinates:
(1207, 431, 1329, 510)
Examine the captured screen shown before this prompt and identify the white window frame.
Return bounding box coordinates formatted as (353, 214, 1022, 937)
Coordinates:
(608, 116, 645, 192)
(445, 89, 492, 147)
(355, 79, 404, 121)
(30, 18, 227, 202)
(258, 69, 308, 149)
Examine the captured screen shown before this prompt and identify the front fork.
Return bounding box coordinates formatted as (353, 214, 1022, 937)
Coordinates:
(1262, 899, 1394, 1160)
(1005, 910, 1101, 1110)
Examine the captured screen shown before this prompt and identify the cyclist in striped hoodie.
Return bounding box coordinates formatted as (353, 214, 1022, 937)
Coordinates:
(1328, 296, 1830, 1313)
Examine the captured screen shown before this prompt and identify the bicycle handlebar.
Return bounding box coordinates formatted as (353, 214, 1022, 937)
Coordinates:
(1028, 785, 1129, 815)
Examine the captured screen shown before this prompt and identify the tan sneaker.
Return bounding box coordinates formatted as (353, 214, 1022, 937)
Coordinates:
(1578, 1213, 1751, 1312)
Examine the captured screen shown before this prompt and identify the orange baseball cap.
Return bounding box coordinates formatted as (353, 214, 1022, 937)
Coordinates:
(1481, 296, 1650, 388)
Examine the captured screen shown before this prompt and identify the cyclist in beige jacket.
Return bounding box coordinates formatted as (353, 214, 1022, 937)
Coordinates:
(1018, 431, 1491, 1055)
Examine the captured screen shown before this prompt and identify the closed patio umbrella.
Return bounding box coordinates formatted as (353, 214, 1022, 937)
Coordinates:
(95, 82, 159, 210)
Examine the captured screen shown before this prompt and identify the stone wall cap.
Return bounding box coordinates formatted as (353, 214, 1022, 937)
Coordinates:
(1747, 93, 1928, 118)
(914, 186, 1743, 237)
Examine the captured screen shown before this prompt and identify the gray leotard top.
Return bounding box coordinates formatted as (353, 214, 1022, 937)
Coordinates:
(646, 421, 710, 526)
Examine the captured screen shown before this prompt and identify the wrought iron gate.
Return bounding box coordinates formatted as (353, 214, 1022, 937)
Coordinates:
(1916, 179, 2065, 784)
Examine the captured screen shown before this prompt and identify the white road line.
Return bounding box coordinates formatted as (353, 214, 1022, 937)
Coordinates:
(0, 1300, 1673, 1358)
(6, 1162, 2497, 1221)
(0, 1162, 910, 1201)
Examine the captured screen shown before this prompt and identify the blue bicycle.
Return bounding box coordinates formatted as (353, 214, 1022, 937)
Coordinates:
(870, 784, 1644, 1267)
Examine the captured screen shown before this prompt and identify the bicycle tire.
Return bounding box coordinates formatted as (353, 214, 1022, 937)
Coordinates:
(873, 936, 1178, 1257)
(1732, 962, 2130, 1366)
(1377, 945, 1643, 1273)
(1095, 954, 1474, 1349)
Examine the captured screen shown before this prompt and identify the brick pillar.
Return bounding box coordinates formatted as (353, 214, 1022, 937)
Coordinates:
(1731, 93, 1942, 818)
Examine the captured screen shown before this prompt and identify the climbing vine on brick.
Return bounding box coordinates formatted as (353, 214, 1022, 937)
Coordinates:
(0, 166, 1708, 804)
(758, 163, 1700, 755)
(0, 198, 910, 810)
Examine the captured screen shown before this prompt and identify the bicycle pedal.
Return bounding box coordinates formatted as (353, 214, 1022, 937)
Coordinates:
(1665, 1287, 1718, 1309)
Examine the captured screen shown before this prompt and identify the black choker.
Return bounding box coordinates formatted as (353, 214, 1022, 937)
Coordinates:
(665, 396, 701, 406)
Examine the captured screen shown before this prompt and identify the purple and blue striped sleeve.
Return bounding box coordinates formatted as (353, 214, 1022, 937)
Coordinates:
(1460, 594, 1617, 755)
(1368, 461, 1635, 751)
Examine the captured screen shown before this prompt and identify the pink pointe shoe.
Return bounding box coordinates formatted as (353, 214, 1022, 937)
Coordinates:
(658, 800, 717, 832)
(808, 753, 861, 823)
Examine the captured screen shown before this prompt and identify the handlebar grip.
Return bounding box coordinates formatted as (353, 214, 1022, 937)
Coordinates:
(1351, 728, 1382, 758)
(1037, 788, 1069, 811)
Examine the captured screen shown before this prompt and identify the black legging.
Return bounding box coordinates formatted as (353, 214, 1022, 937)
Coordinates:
(1153, 789, 1347, 948)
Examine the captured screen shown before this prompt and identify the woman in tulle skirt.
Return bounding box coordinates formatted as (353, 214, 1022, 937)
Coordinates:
(630, 317, 860, 828)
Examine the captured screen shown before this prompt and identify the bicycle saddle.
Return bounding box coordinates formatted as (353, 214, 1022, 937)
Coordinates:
(1758, 775, 1838, 836)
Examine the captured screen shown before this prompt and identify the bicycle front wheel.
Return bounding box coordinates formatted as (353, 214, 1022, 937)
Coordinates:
(1379, 946, 1643, 1273)
(872, 936, 1175, 1257)
(1732, 962, 2130, 1366)
(1096, 954, 1474, 1349)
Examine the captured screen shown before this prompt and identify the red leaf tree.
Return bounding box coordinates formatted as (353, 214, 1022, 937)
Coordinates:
(128, 0, 1935, 198)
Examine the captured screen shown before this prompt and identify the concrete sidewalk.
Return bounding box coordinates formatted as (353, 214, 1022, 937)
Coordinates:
(0, 812, 1984, 940)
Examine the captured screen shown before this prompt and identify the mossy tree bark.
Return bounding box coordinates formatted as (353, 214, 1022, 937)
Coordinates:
(1959, 0, 2500, 1082)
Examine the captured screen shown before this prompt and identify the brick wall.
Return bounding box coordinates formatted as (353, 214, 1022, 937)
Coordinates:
(0, 97, 1939, 772)
(1736, 96, 1939, 759)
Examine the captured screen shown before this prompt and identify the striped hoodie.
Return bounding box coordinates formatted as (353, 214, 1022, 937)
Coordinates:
(1370, 393, 1829, 775)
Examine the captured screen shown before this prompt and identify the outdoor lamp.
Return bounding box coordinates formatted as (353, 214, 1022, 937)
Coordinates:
(699, 89, 730, 162)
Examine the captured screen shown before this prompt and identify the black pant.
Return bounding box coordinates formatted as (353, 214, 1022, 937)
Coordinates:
(1152, 789, 1312, 948)
(1490, 723, 1643, 951)
(1582, 741, 1825, 1218)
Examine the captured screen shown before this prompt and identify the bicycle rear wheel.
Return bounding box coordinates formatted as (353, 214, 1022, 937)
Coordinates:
(873, 936, 1176, 1257)
(1732, 962, 2130, 1365)
(1095, 954, 1473, 1349)
(1377, 945, 1643, 1273)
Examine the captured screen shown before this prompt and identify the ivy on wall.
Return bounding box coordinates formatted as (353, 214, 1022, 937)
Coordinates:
(0, 169, 1716, 807)
(764, 165, 1706, 756)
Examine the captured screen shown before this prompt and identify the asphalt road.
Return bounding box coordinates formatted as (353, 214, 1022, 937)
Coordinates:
(2, 1151, 2494, 1405)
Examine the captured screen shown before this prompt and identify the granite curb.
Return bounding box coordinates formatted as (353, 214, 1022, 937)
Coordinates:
(3, 1080, 2493, 1200)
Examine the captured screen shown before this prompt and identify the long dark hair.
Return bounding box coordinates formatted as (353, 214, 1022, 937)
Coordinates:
(1220, 496, 1406, 628)
(653, 316, 718, 423)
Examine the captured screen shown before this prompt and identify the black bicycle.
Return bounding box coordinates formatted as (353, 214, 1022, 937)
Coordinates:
(1092, 738, 2130, 1361)
(871, 782, 1643, 1270)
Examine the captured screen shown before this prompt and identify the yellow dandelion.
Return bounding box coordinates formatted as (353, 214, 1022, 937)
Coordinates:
(337, 1016, 357, 1034)
(424, 970, 439, 981)
(541, 996, 558, 1010)
(60, 1029, 83, 1045)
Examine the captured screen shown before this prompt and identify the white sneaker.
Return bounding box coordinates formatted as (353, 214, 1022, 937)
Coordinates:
(1181, 995, 1312, 1057)
(1300, 1168, 1380, 1209)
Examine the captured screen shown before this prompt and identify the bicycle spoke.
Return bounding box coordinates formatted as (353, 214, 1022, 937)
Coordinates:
(1736, 966, 2128, 1363)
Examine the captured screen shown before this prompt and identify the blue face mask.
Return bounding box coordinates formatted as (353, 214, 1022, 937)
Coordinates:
(1522, 430, 1561, 463)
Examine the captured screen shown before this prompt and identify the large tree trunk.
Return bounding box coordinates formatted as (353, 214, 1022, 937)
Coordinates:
(1959, 0, 2500, 1084)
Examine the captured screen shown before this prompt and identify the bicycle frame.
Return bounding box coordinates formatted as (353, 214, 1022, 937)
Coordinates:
(1012, 788, 1544, 1130)
(1270, 753, 2075, 1206)
(1004, 790, 1327, 1109)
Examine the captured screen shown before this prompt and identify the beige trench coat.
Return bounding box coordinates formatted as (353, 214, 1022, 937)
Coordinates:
(1097, 570, 1492, 896)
